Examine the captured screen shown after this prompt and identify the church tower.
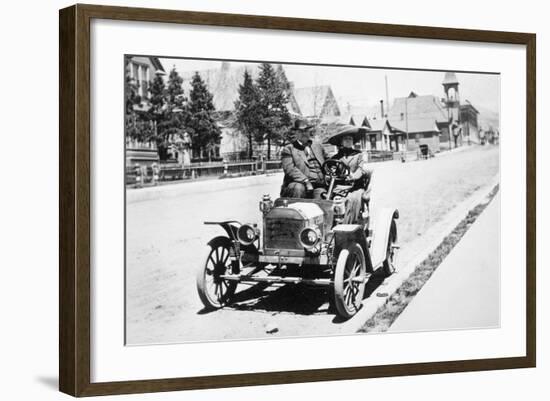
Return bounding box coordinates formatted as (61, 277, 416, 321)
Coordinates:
(442, 72, 461, 147)
(442, 71, 460, 106)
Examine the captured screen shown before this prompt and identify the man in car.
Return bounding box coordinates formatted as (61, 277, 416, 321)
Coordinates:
(280, 119, 328, 199)
(327, 125, 374, 224)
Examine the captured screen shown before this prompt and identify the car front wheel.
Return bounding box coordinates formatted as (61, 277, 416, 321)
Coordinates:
(196, 236, 238, 310)
(333, 243, 367, 319)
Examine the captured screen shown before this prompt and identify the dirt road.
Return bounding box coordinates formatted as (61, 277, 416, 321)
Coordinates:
(126, 145, 499, 344)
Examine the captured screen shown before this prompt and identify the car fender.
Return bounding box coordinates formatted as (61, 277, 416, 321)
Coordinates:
(332, 224, 373, 272)
(206, 235, 233, 249)
(369, 208, 399, 269)
(204, 221, 259, 255)
(204, 220, 241, 242)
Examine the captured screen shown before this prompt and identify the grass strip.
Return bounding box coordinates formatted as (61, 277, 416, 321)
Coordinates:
(359, 184, 500, 333)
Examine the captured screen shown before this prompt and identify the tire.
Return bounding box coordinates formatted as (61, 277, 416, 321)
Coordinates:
(382, 221, 397, 277)
(333, 243, 367, 319)
(196, 236, 239, 310)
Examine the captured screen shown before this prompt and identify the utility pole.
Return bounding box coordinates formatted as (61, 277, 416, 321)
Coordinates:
(405, 97, 409, 151)
(385, 75, 390, 117)
(447, 106, 452, 150)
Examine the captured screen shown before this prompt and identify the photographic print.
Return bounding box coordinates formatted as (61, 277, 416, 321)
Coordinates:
(124, 56, 500, 345)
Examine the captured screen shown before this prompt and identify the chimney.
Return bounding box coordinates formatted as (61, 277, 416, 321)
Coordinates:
(380, 100, 384, 119)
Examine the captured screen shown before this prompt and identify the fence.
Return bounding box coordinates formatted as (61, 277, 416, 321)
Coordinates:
(126, 159, 282, 187)
(366, 150, 394, 163)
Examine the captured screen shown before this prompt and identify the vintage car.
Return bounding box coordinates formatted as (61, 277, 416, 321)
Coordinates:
(196, 159, 399, 319)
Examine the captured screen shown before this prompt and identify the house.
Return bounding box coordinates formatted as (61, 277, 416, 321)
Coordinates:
(363, 119, 408, 152)
(218, 120, 249, 161)
(126, 56, 165, 101)
(363, 119, 388, 151)
(390, 119, 441, 152)
(387, 91, 449, 151)
(460, 101, 480, 144)
(125, 56, 166, 167)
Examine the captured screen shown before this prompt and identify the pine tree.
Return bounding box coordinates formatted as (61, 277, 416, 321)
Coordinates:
(160, 67, 188, 138)
(276, 64, 291, 93)
(234, 69, 261, 159)
(165, 67, 185, 107)
(187, 72, 221, 160)
(148, 72, 166, 119)
(256, 63, 292, 160)
(145, 72, 168, 158)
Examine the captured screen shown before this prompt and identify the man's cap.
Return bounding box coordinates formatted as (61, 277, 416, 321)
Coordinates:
(291, 118, 314, 132)
(326, 125, 369, 146)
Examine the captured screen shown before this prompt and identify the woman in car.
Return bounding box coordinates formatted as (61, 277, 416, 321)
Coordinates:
(326, 125, 373, 225)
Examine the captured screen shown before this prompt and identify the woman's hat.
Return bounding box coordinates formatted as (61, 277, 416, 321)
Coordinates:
(326, 125, 369, 146)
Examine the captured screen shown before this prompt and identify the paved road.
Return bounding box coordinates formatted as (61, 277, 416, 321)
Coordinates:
(389, 192, 500, 333)
(126, 145, 499, 344)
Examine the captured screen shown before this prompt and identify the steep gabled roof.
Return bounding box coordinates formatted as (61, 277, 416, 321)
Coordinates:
(390, 118, 440, 134)
(350, 114, 370, 128)
(293, 85, 340, 118)
(368, 119, 391, 133)
(387, 94, 449, 125)
(150, 57, 165, 72)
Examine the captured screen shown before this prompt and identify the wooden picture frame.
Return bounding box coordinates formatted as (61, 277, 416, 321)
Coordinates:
(59, 3, 536, 397)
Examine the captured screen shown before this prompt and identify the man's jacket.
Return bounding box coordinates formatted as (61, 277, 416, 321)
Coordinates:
(280, 140, 327, 187)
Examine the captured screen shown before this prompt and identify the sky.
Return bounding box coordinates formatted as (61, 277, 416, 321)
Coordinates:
(159, 57, 500, 115)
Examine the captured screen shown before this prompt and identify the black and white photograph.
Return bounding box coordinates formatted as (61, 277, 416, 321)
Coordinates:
(124, 56, 500, 345)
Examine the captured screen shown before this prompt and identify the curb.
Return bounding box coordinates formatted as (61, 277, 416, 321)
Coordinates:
(335, 175, 500, 334)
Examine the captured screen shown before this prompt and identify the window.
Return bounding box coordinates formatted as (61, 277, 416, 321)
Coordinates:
(369, 135, 377, 150)
(131, 63, 139, 80)
(141, 66, 149, 98)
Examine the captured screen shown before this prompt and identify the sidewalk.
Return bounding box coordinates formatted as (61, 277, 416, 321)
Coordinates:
(127, 171, 283, 204)
(388, 192, 500, 333)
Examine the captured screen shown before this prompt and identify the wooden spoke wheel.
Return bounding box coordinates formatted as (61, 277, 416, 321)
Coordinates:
(196, 237, 238, 310)
(333, 243, 367, 319)
(382, 221, 397, 277)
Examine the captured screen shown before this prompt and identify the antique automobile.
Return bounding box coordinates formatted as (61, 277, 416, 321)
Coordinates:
(196, 159, 399, 319)
(418, 144, 434, 159)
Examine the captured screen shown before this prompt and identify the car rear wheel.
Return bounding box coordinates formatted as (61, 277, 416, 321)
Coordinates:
(382, 221, 397, 277)
(333, 243, 367, 319)
(196, 236, 238, 310)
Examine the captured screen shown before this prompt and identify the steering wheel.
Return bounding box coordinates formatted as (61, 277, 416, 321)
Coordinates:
(322, 160, 350, 179)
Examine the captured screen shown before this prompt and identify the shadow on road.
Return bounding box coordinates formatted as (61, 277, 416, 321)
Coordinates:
(229, 283, 330, 315)
(197, 268, 388, 319)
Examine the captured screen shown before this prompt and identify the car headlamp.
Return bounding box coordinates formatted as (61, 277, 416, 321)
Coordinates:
(333, 196, 346, 216)
(237, 224, 258, 245)
(299, 226, 321, 249)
